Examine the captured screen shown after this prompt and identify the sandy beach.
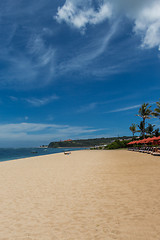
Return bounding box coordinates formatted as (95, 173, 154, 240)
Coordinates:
(0, 150, 160, 240)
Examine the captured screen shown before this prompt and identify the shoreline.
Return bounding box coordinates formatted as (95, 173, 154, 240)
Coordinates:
(0, 149, 160, 239)
(0, 147, 85, 163)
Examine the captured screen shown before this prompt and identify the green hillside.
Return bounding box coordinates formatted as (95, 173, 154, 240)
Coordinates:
(48, 136, 132, 148)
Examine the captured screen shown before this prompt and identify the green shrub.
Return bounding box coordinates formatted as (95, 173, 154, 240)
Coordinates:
(105, 140, 129, 150)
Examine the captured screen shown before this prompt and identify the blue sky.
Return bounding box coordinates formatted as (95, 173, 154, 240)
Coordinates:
(0, 0, 160, 147)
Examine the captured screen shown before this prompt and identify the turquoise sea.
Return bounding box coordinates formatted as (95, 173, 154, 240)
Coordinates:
(0, 148, 85, 162)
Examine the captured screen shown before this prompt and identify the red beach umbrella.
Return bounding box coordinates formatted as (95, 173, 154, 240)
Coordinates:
(150, 137, 159, 141)
(140, 138, 148, 144)
(128, 141, 137, 145)
(144, 137, 153, 143)
(151, 136, 160, 141)
(148, 136, 160, 145)
(128, 137, 160, 146)
(127, 141, 134, 145)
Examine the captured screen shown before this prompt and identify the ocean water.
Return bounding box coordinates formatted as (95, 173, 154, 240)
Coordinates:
(0, 147, 85, 162)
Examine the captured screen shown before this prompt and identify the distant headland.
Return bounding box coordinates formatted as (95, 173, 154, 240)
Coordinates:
(47, 136, 132, 148)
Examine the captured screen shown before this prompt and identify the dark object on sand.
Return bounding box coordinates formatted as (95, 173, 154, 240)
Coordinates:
(64, 151, 71, 155)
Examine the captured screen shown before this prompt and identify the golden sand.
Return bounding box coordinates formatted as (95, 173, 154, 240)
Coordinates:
(0, 149, 160, 240)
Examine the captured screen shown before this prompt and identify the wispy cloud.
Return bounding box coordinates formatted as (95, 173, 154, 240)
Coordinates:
(58, 21, 119, 75)
(109, 101, 157, 113)
(0, 0, 160, 90)
(0, 0, 49, 18)
(108, 104, 142, 113)
(8, 95, 59, 107)
(9, 96, 18, 101)
(77, 102, 97, 113)
(24, 95, 59, 107)
(0, 122, 105, 147)
(0, 3, 56, 89)
(77, 95, 145, 114)
(27, 34, 55, 67)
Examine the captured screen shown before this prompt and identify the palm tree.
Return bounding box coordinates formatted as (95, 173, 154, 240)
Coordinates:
(129, 123, 137, 139)
(146, 123, 155, 136)
(153, 99, 160, 118)
(138, 121, 145, 137)
(154, 128, 160, 137)
(137, 103, 152, 138)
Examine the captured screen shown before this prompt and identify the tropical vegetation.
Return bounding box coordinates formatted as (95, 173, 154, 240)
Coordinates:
(129, 100, 160, 139)
(129, 123, 137, 139)
(107, 100, 160, 150)
(48, 99, 160, 150)
(153, 99, 160, 118)
(136, 103, 152, 138)
(104, 140, 129, 150)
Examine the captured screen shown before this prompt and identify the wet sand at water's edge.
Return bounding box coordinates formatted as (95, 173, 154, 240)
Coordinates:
(0, 149, 160, 240)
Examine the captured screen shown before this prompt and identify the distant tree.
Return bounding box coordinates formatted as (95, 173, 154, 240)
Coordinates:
(154, 128, 160, 137)
(137, 103, 152, 138)
(146, 123, 155, 136)
(153, 99, 160, 119)
(129, 123, 137, 139)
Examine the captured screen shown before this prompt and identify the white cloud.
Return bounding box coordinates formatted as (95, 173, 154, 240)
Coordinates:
(133, 1, 160, 49)
(111, 0, 160, 50)
(0, 122, 104, 147)
(55, 0, 112, 31)
(55, 0, 160, 50)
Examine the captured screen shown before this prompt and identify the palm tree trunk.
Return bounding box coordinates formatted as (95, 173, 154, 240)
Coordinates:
(142, 118, 145, 138)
